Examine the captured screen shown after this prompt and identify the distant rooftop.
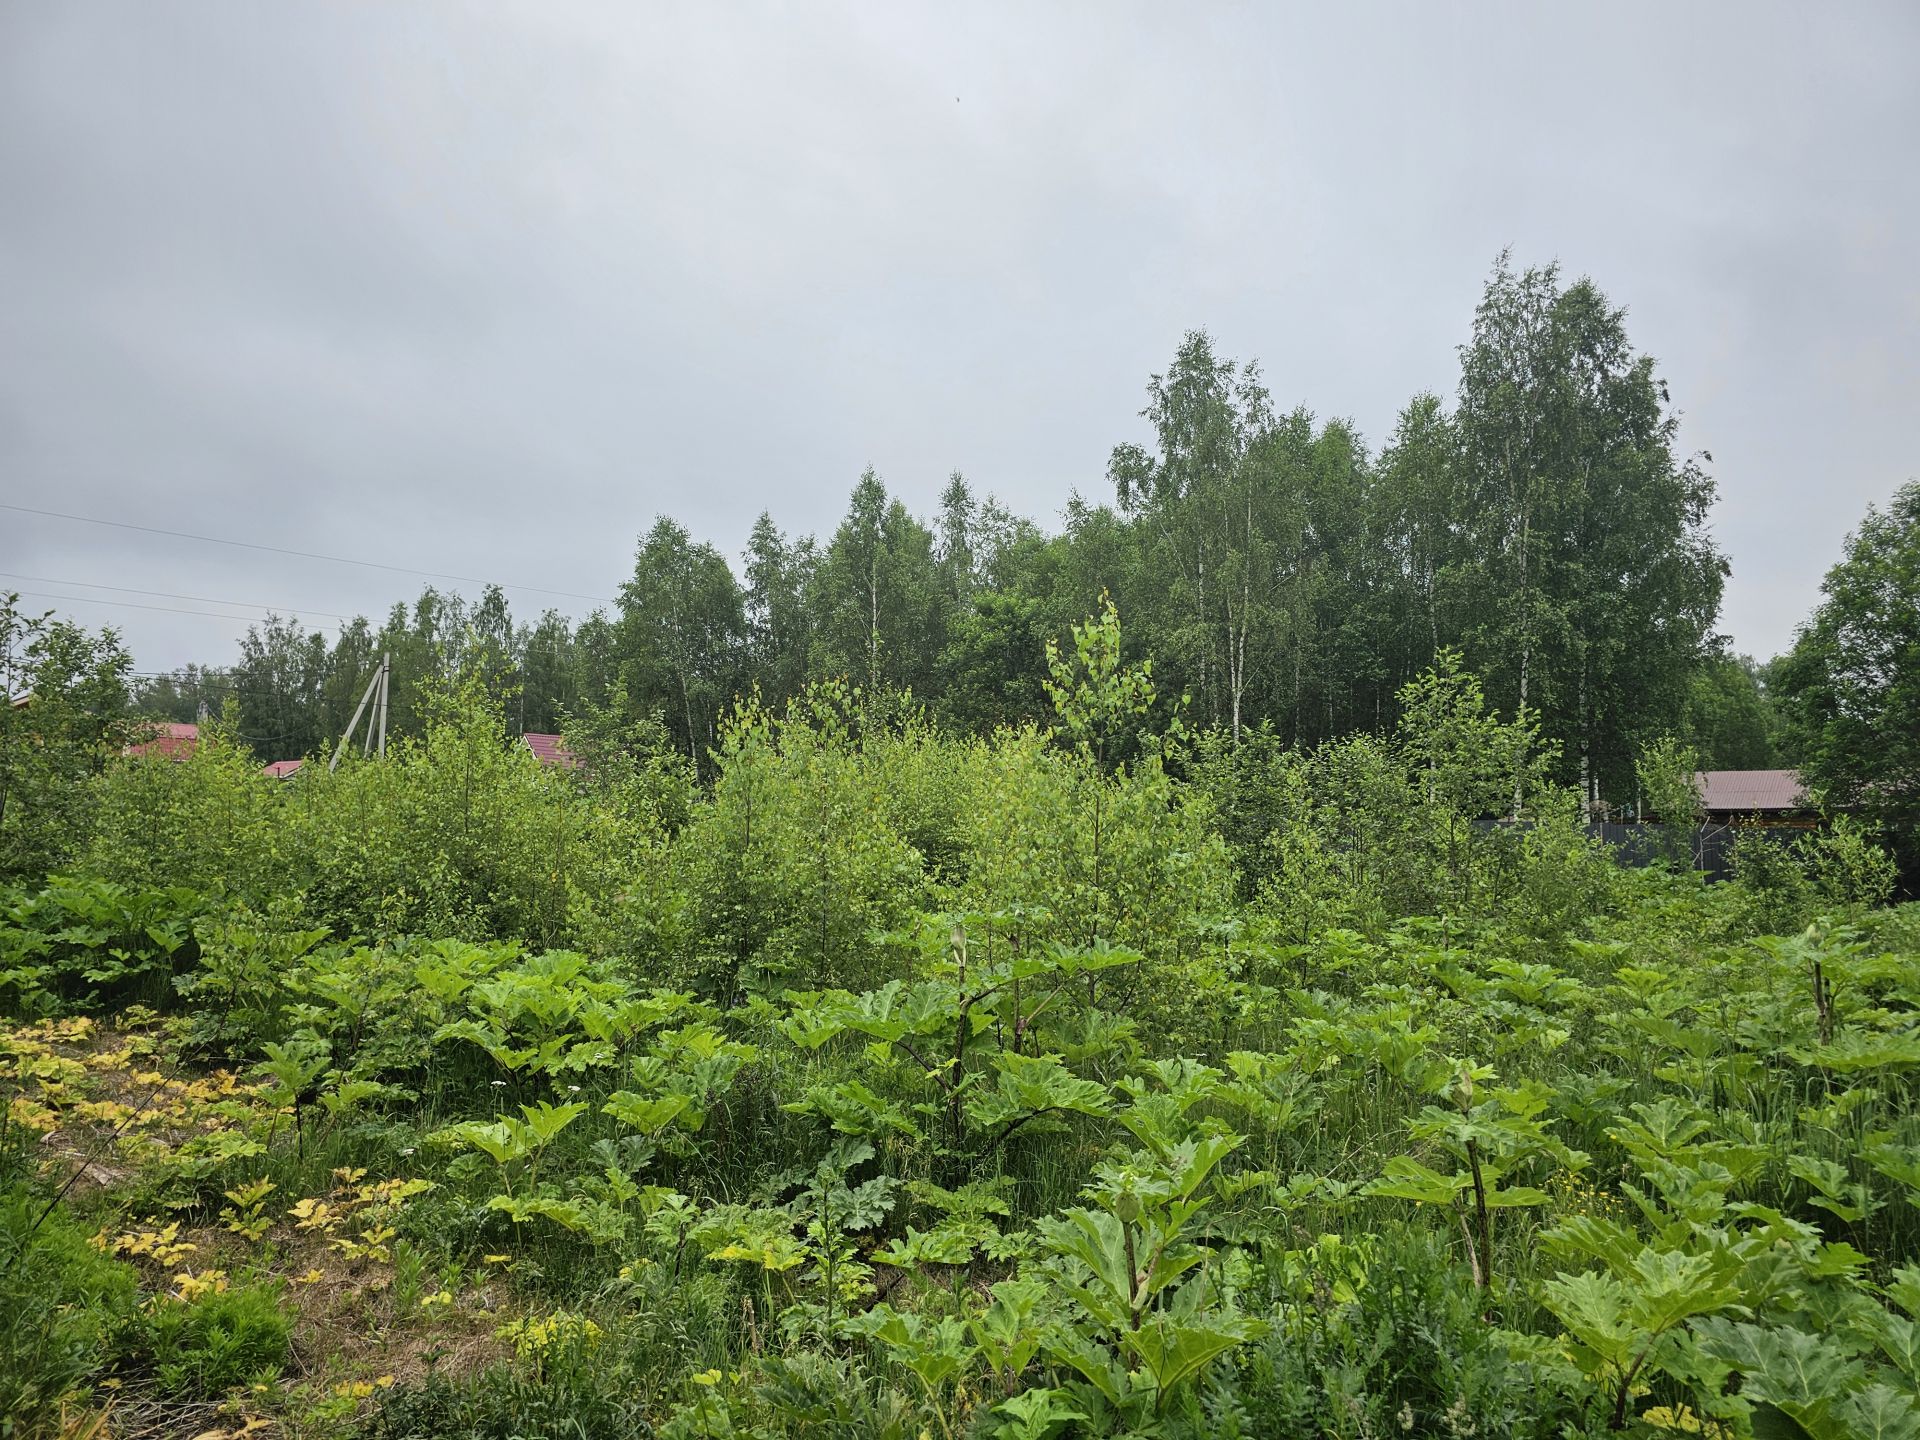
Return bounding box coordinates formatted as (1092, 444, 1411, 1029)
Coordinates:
(1694, 768, 1808, 814)
(262, 759, 304, 780)
(522, 732, 579, 769)
(124, 721, 199, 761)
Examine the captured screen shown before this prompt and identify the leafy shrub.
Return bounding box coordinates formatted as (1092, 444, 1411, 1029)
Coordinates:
(1226, 1228, 1596, 1440)
(1243, 656, 1614, 941)
(0, 875, 204, 1017)
(86, 677, 668, 958)
(681, 686, 925, 1000)
(1730, 816, 1899, 932)
(177, 897, 331, 1052)
(82, 712, 285, 903)
(0, 1187, 143, 1430)
(0, 597, 135, 886)
(143, 1280, 291, 1397)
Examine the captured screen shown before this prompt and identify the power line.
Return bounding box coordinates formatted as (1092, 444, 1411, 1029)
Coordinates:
(0, 502, 617, 607)
(131, 679, 310, 701)
(8, 589, 273, 624)
(26, 587, 583, 673)
(0, 573, 358, 623)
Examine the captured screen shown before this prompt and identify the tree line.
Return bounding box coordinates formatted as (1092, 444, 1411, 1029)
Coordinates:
(132, 255, 1787, 806)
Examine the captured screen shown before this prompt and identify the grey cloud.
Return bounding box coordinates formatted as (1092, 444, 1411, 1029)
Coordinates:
(2, 1, 1916, 669)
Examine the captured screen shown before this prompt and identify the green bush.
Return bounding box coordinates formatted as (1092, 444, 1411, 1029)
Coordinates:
(1225, 1229, 1598, 1440)
(0, 1187, 143, 1430)
(143, 1280, 291, 1398)
(85, 677, 656, 956)
(81, 711, 285, 904)
(0, 598, 135, 887)
(681, 686, 926, 1000)
(1729, 816, 1900, 933)
(0, 875, 204, 1017)
(1242, 656, 1615, 942)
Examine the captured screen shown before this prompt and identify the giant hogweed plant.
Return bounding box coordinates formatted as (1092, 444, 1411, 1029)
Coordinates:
(0, 873, 204, 1017)
(845, 1059, 1268, 1436)
(1366, 1061, 1586, 1293)
(779, 916, 1139, 1183)
(428, 997, 756, 1248)
(1538, 1136, 1920, 1434)
(1521, 923, 1920, 1432)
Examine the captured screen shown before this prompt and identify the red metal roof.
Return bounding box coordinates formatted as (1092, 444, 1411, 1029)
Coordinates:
(124, 721, 199, 761)
(521, 732, 579, 769)
(1694, 768, 1807, 814)
(261, 759, 304, 780)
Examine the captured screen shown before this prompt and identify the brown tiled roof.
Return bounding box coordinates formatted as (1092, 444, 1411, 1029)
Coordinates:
(522, 732, 579, 769)
(1694, 768, 1807, 813)
(262, 759, 304, 780)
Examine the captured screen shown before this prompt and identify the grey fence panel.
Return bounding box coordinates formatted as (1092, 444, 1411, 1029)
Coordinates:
(1584, 822, 1800, 881)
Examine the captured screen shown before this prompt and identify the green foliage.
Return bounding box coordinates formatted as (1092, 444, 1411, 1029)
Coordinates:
(358, 1358, 655, 1440)
(83, 704, 286, 902)
(1730, 818, 1900, 933)
(685, 685, 924, 998)
(617, 517, 748, 770)
(1636, 733, 1705, 865)
(1636, 733, 1704, 829)
(1037, 1113, 1263, 1420)
(0, 1186, 143, 1428)
(1236, 653, 1613, 940)
(230, 613, 332, 764)
(1449, 254, 1724, 803)
(1775, 479, 1920, 865)
(811, 469, 950, 700)
(179, 898, 328, 1047)
(938, 591, 1052, 734)
(87, 672, 675, 958)
(1682, 654, 1780, 770)
(1368, 1061, 1583, 1289)
(1232, 1228, 1590, 1438)
(556, 684, 697, 834)
(10, 618, 1920, 1440)
(0, 594, 135, 884)
(0, 874, 204, 1017)
(1043, 594, 1159, 772)
(142, 1280, 292, 1398)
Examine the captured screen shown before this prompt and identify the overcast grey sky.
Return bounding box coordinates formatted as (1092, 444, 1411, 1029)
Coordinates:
(3, 2, 1916, 674)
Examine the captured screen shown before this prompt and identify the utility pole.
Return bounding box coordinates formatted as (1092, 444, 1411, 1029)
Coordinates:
(329, 653, 391, 772)
(373, 653, 389, 758)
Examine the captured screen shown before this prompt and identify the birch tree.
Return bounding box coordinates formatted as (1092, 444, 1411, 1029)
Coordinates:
(1110, 332, 1279, 745)
(618, 516, 746, 767)
(1453, 254, 1722, 810)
